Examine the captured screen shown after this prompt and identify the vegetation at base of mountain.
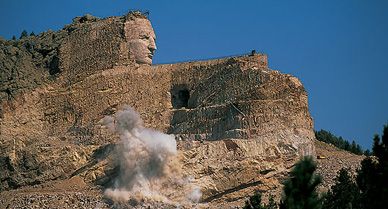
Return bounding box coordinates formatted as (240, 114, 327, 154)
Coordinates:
(315, 129, 369, 156)
(279, 156, 323, 209)
(322, 124, 388, 209)
(243, 192, 277, 209)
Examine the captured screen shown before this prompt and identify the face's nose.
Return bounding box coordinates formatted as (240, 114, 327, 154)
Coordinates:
(148, 38, 157, 53)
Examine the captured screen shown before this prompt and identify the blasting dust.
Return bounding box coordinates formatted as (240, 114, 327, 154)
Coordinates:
(100, 106, 203, 208)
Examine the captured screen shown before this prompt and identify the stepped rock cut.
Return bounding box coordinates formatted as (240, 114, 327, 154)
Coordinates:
(0, 12, 315, 208)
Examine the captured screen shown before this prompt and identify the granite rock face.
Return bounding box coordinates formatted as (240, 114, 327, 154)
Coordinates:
(0, 12, 315, 208)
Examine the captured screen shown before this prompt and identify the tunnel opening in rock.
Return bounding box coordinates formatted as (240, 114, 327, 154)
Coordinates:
(171, 85, 190, 109)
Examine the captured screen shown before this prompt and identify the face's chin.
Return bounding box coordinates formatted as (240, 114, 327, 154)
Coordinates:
(135, 55, 153, 65)
(135, 50, 153, 65)
(128, 41, 154, 65)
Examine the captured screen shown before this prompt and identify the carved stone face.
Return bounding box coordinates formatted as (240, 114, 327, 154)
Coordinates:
(125, 18, 157, 65)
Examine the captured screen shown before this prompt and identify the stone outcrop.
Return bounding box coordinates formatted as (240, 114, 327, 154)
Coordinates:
(0, 12, 315, 208)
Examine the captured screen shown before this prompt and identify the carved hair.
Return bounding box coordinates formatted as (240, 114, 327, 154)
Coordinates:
(126, 11, 149, 21)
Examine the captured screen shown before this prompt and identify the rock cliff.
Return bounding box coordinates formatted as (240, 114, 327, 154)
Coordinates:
(0, 12, 315, 208)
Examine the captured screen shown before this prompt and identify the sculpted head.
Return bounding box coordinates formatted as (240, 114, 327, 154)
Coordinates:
(124, 12, 157, 65)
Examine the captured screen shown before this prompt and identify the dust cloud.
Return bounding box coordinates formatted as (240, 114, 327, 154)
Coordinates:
(100, 106, 202, 207)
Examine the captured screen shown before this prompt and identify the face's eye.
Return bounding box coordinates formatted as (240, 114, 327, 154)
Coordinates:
(140, 34, 150, 40)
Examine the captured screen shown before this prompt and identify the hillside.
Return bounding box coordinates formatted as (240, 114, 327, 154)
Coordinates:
(315, 140, 364, 191)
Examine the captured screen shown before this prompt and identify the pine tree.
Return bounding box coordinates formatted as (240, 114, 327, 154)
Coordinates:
(30, 31, 35, 36)
(244, 192, 263, 209)
(363, 149, 371, 156)
(356, 125, 388, 209)
(280, 156, 322, 209)
(356, 157, 379, 209)
(20, 30, 28, 39)
(343, 140, 350, 151)
(356, 144, 362, 155)
(12, 35, 16, 40)
(267, 195, 277, 209)
(350, 141, 358, 154)
(322, 168, 360, 209)
(244, 192, 277, 209)
(372, 134, 382, 156)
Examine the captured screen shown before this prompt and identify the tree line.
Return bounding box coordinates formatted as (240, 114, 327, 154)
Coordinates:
(10, 30, 35, 40)
(244, 124, 388, 209)
(315, 129, 370, 156)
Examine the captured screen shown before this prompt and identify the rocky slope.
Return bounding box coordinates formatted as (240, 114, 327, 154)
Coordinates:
(0, 140, 364, 209)
(315, 140, 364, 191)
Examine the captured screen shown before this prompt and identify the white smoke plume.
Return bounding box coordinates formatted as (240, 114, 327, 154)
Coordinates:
(100, 106, 202, 206)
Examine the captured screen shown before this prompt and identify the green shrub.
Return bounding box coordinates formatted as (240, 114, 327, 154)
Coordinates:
(280, 156, 322, 209)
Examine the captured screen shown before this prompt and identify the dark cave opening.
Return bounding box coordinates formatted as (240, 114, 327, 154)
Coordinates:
(171, 85, 190, 109)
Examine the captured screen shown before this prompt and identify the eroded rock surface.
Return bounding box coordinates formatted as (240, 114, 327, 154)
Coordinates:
(1, 12, 315, 208)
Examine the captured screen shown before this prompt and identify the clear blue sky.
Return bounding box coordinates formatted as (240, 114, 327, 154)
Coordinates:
(1, 0, 387, 149)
